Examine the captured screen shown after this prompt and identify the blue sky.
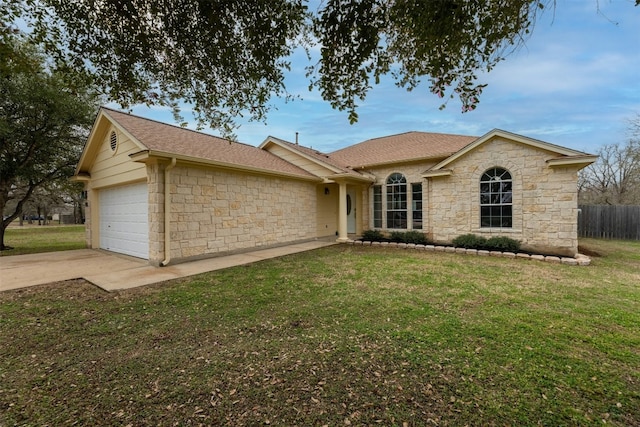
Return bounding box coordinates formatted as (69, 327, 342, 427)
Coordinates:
(119, 1, 640, 155)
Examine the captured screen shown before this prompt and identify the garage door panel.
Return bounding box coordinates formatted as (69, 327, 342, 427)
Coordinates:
(100, 182, 149, 259)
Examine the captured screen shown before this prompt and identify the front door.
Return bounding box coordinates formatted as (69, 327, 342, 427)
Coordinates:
(347, 188, 356, 233)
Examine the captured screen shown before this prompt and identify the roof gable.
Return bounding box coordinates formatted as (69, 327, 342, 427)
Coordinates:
(77, 108, 318, 180)
(260, 136, 345, 175)
(427, 129, 596, 173)
(75, 109, 148, 175)
(259, 136, 369, 180)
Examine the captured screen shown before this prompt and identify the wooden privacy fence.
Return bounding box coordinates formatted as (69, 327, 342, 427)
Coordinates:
(578, 205, 640, 240)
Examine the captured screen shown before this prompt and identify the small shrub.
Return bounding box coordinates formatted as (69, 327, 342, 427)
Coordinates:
(361, 229, 385, 242)
(389, 231, 405, 243)
(361, 230, 429, 244)
(388, 230, 429, 244)
(452, 234, 521, 252)
(452, 234, 487, 249)
(486, 236, 521, 252)
(401, 230, 429, 245)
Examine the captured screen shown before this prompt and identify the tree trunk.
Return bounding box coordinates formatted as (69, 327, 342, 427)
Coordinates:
(75, 201, 83, 224)
(0, 216, 13, 251)
(0, 224, 6, 251)
(0, 179, 38, 248)
(0, 182, 10, 250)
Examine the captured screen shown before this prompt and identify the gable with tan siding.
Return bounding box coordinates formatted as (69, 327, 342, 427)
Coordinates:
(88, 125, 147, 189)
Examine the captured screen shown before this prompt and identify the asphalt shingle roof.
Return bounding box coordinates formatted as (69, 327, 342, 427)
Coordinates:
(329, 131, 477, 168)
(103, 108, 316, 179)
(102, 109, 487, 177)
(265, 136, 365, 178)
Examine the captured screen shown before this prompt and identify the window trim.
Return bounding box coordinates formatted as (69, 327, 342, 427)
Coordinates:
(479, 167, 513, 228)
(411, 182, 422, 230)
(386, 173, 407, 229)
(372, 185, 382, 228)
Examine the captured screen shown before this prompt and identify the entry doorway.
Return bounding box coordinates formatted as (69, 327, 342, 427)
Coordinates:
(347, 188, 356, 233)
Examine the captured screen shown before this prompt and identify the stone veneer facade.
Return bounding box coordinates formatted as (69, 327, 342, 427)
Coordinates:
(147, 163, 318, 265)
(364, 137, 582, 256)
(429, 138, 581, 256)
(78, 110, 592, 264)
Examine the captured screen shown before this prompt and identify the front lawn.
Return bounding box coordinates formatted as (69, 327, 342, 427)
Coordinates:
(0, 225, 86, 256)
(0, 239, 638, 425)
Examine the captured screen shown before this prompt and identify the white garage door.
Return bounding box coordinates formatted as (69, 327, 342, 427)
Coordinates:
(99, 182, 149, 259)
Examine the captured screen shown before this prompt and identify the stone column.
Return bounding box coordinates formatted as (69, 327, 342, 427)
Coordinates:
(337, 181, 348, 241)
(146, 161, 164, 266)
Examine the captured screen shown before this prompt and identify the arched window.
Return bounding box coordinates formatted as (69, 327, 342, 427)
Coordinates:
(480, 167, 513, 228)
(386, 173, 407, 229)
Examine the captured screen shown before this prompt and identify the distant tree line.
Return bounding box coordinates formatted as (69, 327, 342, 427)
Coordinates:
(579, 115, 640, 206)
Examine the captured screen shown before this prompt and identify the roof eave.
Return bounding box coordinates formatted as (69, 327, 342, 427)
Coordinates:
(260, 136, 346, 174)
(422, 169, 453, 178)
(326, 172, 375, 184)
(547, 155, 598, 168)
(349, 154, 452, 170)
(71, 172, 91, 182)
(133, 150, 322, 182)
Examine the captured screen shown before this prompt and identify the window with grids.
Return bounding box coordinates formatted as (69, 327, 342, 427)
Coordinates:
(372, 185, 382, 228)
(412, 183, 422, 229)
(386, 173, 407, 229)
(480, 167, 513, 228)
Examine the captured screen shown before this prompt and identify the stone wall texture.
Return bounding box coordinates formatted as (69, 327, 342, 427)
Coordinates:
(147, 162, 163, 264)
(362, 138, 582, 256)
(429, 137, 581, 256)
(148, 164, 318, 264)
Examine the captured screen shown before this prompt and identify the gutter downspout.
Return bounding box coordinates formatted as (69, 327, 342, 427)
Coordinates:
(161, 158, 177, 266)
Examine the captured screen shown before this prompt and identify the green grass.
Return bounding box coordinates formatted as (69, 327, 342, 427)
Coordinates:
(0, 225, 86, 256)
(1, 238, 638, 426)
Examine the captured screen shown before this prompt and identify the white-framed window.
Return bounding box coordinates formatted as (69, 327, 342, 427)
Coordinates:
(412, 183, 422, 229)
(386, 173, 407, 229)
(480, 167, 513, 228)
(372, 185, 382, 228)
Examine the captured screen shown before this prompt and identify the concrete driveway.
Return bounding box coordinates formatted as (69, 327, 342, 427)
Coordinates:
(0, 240, 337, 292)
